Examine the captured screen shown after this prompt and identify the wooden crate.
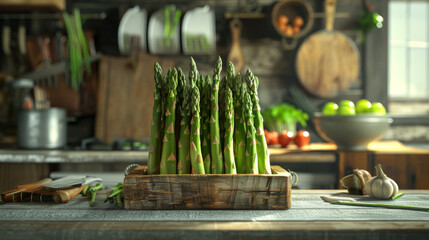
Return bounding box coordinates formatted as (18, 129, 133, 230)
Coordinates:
(124, 166, 292, 210)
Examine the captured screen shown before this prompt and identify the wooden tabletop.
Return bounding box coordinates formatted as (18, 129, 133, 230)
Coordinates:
(1, 189, 428, 240)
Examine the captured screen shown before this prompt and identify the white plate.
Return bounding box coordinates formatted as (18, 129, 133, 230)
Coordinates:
(118, 6, 147, 55)
(147, 9, 181, 54)
(181, 5, 216, 55)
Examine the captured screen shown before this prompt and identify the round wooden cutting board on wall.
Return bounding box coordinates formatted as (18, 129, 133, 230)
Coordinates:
(296, 0, 359, 98)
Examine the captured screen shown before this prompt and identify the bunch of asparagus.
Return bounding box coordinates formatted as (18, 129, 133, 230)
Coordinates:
(147, 57, 271, 175)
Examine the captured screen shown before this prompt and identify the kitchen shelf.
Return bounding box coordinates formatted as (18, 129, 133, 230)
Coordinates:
(0, 149, 147, 163)
(0, 0, 65, 12)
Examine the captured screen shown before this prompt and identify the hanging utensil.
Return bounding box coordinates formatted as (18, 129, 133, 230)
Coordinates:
(54, 31, 64, 87)
(296, 0, 359, 98)
(227, 18, 245, 73)
(46, 37, 60, 88)
(41, 37, 58, 87)
(60, 35, 70, 86)
(17, 20, 28, 74)
(37, 36, 49, 86)
(2, 21, 14, 73)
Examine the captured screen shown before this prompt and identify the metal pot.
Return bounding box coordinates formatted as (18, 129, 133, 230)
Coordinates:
(18, 108, 67, 149)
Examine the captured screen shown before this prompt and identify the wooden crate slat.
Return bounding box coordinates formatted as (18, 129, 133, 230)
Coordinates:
(124, 165, 291, 210)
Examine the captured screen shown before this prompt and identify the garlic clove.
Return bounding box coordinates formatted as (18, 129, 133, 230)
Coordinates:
(340, 169, 372, 195)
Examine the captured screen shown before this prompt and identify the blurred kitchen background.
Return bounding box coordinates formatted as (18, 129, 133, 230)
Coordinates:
(0, 0, 428, 190)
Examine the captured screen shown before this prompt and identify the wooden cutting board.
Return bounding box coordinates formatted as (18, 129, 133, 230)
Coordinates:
(296, 0, 359, 98)
(95, 52, 173, 143)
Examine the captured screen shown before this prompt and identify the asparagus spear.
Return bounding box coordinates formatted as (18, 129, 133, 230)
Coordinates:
(246, 70, 271, 174)
(158, 67, 169, 164)
(190, 57, 199, 88)
(226, 61, 236, 90)
(89, 183, 103, 207)
(188, 57, 205, 174)
(201, 76, 212, 174)
(233, 73, 246, 173)
(147, 63, 164, 174)
(243, 91, 259, 174)
(177, 68, 186, 108)
(210, 56, 224, 174)
(160, 68, 178, 174)
(219, 62, 235, 153)
(224, 87, 237, 174)
(218, 76, 227, 154)
(190, 85, 205, 174)
(178, 85, 191, 174)
(175, 67, 186, 151)
(198, 75, 204, 98)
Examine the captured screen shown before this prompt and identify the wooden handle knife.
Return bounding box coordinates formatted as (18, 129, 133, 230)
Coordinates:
(1, 178, 52, 202)
(52, 185, 88, 203)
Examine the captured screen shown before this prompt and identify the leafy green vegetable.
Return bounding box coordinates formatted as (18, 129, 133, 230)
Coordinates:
(261, 103, 308, 133)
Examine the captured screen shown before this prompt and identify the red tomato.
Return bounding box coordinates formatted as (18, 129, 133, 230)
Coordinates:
(270, 131, 279, 145)
(294, 130, 310, 147)
(278, 130, 294, 148)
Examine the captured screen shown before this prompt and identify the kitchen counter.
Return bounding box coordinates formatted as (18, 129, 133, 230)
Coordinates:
(0, 189, 428, 239)
(2, 141, 426, 164)
(1, 141, 429, 192)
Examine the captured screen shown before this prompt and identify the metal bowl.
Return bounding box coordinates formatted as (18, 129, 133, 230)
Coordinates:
(313, 113, 393, 151)
(271, 0, 314, 39)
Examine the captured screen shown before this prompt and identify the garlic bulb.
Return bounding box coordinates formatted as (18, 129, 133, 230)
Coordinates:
(365, 164, 399, 199)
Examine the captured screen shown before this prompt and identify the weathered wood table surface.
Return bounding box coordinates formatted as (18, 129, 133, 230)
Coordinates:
(0, 189, 428, 240)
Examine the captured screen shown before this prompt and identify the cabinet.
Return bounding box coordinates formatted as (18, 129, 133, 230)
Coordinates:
(0, 0, 65, 11)
(271, 141, 429, 189)
(338, 143, 429, 189)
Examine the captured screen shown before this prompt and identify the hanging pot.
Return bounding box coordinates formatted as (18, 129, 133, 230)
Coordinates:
(271, 0, 314, 50)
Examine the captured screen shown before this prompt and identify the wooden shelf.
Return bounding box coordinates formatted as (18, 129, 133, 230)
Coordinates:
(0, 0, 65, 12)
(0, 149, 147, 163)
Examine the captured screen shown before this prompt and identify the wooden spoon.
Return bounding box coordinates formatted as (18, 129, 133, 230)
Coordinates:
(228, 18, 245, 73)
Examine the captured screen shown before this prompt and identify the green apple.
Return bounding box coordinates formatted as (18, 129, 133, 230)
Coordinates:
(370, 102, 386, 115)
(340, 100, 355, 108)
(337, 105, 356, 115)
(322, 102, 339, 115)
(356, 99, 372, 114)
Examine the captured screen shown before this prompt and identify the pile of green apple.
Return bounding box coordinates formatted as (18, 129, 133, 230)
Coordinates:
(322, 99, 386, 115)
